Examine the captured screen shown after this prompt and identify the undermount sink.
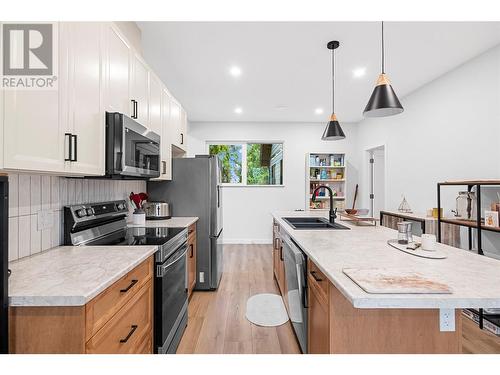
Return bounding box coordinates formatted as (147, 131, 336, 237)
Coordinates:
(282, 217, 350, 230)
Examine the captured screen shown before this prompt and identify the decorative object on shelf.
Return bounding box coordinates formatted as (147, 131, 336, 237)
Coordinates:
(484, 210, 499, 228)
(363, 21, 404, 118)
(398, 195, 412, 213)
(421, 234, 437, 251)
(452, 191, 477, 220)
(322, 41, 345, 140)
(432, 207, 442, 218)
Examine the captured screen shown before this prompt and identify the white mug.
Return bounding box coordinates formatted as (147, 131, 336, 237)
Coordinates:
(421, 234, 437, 251)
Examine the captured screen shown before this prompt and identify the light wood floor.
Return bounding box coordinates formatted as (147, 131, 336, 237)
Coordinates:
(177, 244, 301, 354)
(462, 315, 500, 354)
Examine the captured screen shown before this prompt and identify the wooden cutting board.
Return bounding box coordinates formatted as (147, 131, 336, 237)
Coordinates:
(343, 268, 452, 294)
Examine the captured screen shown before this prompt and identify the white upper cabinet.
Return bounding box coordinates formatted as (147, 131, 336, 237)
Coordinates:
(169, 98, 184, 151)
(3, 23, 66, 173)
(64, 22, 105, 176)
(130, 53, 149, 127)
(104, 24, 131, 114)
(148, 73, 162, 137)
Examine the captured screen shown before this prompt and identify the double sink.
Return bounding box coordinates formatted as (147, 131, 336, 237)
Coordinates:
(283, 217, 350, 230)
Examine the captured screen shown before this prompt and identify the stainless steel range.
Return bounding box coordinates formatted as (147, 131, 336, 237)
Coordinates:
(64, 199, 188, 354)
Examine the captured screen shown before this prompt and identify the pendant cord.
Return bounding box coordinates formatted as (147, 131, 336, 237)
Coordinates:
(332, 47, 335, 114)
(381, 21, 385, 74)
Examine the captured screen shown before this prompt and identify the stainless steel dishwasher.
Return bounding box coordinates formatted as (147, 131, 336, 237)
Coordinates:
(282, 232, 308, 353)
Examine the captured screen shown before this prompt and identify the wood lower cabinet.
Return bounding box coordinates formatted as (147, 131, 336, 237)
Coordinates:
(307, 259, 330, 354)
(272, 220, 285, 294)
(187, 223, 197, 298)
(9, 256, 154, 354)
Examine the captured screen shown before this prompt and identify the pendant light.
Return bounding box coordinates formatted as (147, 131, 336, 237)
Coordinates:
(322, 40, 345, 140)
(363, 21, 404, 117)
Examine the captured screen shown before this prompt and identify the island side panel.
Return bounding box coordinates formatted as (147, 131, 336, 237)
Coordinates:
(9, 305, 86, 353)
(329, 286, 462, 354)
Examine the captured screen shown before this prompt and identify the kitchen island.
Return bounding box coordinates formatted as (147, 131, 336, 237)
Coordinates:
(272, 211, 500, 354)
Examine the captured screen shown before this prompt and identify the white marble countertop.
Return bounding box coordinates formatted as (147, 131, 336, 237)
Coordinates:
(127, 216, 198, 228)
(272, 211, 500, 309)
(8, 245, 157, 307)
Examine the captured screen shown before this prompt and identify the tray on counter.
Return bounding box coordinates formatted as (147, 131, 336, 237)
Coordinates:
(387, 239, 447, 259)
(339, 212, 377, 226)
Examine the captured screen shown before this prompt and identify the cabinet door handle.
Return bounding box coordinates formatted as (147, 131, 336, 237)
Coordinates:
(189, 243, 194, 258)
(70, 134, 78, 162)
(120, 279, 138, 293)
(162, 160, 167, 174)
(64, 133, 72, 161)
(310, 271, 323, 282)
(280, 246, 284, 261)
(180, 133, 184, 145)
(119, 325, 138, 343)
(135, 100, 139, 119)
(131, 99, 138, 119)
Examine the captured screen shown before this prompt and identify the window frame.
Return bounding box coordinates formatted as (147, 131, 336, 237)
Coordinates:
(207, 141, 285, 187)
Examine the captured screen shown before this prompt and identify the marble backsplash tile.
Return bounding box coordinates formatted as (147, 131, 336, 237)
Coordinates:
(7, 173, 146, 262)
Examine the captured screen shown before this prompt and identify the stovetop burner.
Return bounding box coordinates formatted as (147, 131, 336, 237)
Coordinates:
(85, 227, 185, 247)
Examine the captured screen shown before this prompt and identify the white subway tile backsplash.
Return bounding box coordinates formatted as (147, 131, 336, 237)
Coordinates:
(30, 175, 41, 214)
(30, 214, 42, 255)
(41, 175, 51, 210)
(51, 176, 60, 210)
(18, 215, 31, 259)
(8, 173, 18, 217)
(8, 217, 18, 261)
(7, 174, 146, 262)
(18, 174, 31, 216)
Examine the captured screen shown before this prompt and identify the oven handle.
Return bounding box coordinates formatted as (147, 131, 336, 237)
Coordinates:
(156, 246, 188, 277)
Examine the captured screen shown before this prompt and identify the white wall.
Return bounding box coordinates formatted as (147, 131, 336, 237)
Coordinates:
(356, 44, 500, 256)
(188, 122, 359, 243)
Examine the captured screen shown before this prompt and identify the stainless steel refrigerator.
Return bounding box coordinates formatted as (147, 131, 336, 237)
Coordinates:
(147, 155, 223, 290)
(0, 176, 8, 354)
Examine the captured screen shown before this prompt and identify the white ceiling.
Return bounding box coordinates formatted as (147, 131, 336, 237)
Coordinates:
(138, 22, 500, 123)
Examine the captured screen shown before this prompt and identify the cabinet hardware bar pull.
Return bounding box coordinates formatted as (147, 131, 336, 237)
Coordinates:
(135, 100, 139, 119)
(189, 244, 194, 258)
(280, 246, 284, 261)
(180, 133, 184, 145)
(70, 134, 78, 162)
(64, 133, 72, 161)
(120, 279, 138, 293)
(310, 271, 323, 282)
(119, 325, 138, 343)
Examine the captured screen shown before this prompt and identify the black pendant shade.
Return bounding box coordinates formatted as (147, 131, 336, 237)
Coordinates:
(363, 73, 404, 117)
(322, 114, 345, 140)
(363, 22, 403, 118)
(322, 41, 345, 141)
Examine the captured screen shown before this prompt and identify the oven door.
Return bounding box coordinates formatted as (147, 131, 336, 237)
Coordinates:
(154, 241, 188, 353)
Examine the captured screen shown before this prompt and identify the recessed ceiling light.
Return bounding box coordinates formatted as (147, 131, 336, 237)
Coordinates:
(229, 66, 242, 77)
(314, 108, 324, 115)
(353, 67, 367, 78)
(275, 105, 288, 110)
(234, 107, 243, 114)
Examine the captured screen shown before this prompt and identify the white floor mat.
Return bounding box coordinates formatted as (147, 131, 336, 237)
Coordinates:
(245, 293, 289, 327)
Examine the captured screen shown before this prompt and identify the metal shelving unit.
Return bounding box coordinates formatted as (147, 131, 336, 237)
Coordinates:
(437, 180, 500, 332)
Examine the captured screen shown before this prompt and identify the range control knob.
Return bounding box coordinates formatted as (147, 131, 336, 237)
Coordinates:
(117, 202, 126, 211)
(76, 208, 87, 218)
(86, 208, 94, 216)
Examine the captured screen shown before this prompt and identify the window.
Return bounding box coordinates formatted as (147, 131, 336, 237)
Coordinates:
(208, 142, 283, 186)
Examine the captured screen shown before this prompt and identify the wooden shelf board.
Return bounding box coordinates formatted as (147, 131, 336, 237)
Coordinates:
(310, 179, 345, 182)
(310, 165, 345, 168)
(440, 218, 500, 233)
(439, 180, 500, 186)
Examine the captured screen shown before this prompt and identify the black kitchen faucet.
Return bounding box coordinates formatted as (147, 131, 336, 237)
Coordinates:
(311, 185, 337, 224)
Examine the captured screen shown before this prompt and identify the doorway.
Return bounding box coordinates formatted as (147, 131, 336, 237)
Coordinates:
(366, 145, 386, 218)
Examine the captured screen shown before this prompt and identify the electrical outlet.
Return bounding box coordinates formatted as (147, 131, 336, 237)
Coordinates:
(199, 272, 205, 283)
(439, 308, 455, 331)
(37, 210, 53, 231)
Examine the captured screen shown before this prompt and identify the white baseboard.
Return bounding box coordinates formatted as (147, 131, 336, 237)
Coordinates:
(223, 239, 272, 245)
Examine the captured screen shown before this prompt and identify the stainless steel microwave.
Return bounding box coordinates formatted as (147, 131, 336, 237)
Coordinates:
(105, 112, 161, 179)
